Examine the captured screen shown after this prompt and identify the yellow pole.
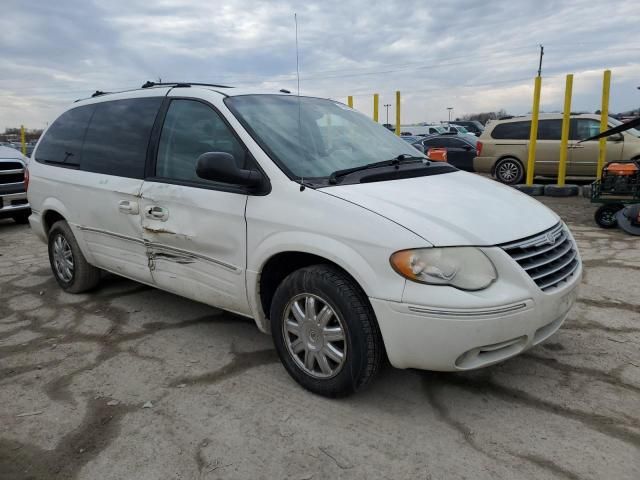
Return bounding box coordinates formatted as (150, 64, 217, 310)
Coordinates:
(395, 91, 401, 136)
(597, 70, 611, 180)
(20, 125, 26, 156)
(557, 74, 573, 187)
(373, 93, 379, 122)
(526, 76, 542, 185)
(347, 96, 353, 108)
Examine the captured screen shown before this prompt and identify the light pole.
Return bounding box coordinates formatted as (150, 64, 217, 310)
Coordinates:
(384, 104, 391, 125)
(447, 107, 453, 124)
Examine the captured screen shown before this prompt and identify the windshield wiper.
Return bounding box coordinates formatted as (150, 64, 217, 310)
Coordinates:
(328, 154, 428, 184)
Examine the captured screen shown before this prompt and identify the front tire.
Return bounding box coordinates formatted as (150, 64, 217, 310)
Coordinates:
(48, 220, 101, 293)
(270, 265, 383, 397)
(495, 157, 524, 185)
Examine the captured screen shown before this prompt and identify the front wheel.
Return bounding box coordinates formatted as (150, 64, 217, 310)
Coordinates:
(495, 157, 524, 185)
(270, 265, 383, 397)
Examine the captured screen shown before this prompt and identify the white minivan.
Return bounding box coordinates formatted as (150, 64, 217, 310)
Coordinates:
(27, 83, 582, 396)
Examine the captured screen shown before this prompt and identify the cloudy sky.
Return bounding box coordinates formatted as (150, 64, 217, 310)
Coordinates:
(1, 0, 639, 130)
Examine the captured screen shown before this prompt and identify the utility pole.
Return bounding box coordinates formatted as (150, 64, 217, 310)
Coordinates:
(384, 103, 391, 125)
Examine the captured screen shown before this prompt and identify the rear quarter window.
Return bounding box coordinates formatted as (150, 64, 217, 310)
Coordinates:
(35, 105, 96, 167)
(81, 97, 163, 178)
(490, 121, 531, 140)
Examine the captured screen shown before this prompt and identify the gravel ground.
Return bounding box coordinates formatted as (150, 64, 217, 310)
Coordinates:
(1, 195, 639, 480)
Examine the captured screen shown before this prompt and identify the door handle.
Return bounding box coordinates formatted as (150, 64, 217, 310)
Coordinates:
(145, 205, 169, 221)
(118, 200, 139, 215)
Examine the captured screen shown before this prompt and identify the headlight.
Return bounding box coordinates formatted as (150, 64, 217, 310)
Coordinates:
(390, 247, 497, 291)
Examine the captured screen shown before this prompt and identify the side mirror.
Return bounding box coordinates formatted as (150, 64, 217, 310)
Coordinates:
(608, 133, 624, 142)
(196, 152, 262, 188)
(413, 143, 426, 154)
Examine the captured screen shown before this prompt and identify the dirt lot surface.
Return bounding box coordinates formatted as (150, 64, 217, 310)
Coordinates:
(1, 195, 639, 480)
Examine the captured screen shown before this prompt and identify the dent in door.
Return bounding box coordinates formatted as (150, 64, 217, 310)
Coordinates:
(140, 182, 247, 313)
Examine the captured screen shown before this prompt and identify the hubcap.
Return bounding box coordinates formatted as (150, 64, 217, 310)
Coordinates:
(52, 234, 74, 283)
(282, 293, 347, 379)
(498, 161, 520, 182)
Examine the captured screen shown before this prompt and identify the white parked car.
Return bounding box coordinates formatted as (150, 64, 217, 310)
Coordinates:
(26, 83, 582, 396)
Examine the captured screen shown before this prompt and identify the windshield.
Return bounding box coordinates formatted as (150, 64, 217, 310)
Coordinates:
(609, 117, 640, 138)
(225, 95, 422, 179)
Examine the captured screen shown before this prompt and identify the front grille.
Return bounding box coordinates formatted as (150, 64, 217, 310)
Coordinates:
(500, 223, 579, 292)
(0, 161, 25, 185)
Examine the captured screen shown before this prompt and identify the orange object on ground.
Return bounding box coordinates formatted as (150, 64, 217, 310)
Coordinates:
(427, 148, 448, 162)
(604, 162, 639, 176)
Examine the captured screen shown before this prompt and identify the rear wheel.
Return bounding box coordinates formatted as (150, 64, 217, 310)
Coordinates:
(594, 204, 623, 229)
(270, 265, 383, 397)
(495, 157, 524, 185)
(48, 220, 101, 293)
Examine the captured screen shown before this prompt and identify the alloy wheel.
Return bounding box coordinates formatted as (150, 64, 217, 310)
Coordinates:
(282, 293, 347, 379)
(52, 234, 74, 283)
(497, 160, 521, 183)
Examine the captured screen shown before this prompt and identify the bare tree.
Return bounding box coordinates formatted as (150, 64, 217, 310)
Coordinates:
(457, 110, 510, 124)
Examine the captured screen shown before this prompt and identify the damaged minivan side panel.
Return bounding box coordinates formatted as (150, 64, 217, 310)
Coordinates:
(138, 181, 250, 317)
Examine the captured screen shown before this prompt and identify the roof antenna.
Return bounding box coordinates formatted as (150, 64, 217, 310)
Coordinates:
(295, 13, 301, 97)
(294, 13, 306, 191)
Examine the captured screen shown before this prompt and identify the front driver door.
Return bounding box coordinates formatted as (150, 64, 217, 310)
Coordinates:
(569, 118, 624, 176)
(139, 97, 251, 316)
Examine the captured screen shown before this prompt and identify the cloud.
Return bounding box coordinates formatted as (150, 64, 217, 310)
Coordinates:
(1, 0, 639, 129)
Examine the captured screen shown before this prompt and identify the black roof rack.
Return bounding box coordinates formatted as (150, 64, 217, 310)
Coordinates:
(91, 90, 109, 98)
(141, 81, 233, 89)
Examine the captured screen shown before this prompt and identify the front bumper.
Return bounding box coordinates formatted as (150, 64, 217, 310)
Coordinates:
(0, 182, 30, 219)
(371, 245, 582, 371)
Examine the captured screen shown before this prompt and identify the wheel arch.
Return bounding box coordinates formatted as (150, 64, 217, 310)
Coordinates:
(257, 251, 369, 330)
(42, 209, 66, 235)
(40, 197, 73, 236)
(247, 233, 402, 334)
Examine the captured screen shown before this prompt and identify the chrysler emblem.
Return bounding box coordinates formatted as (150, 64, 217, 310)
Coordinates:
(545, 232, 557, 245)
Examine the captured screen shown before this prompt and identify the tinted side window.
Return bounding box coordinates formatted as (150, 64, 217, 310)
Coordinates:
(81, 97, 162, 178)
(156, 100, 247, 184)
(35, 105, 95, 166)
(491, 121, 531, 140)
(537, 119, 562, 140)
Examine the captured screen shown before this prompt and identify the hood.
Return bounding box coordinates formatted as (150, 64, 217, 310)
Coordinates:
(323, 171, 559, 246)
